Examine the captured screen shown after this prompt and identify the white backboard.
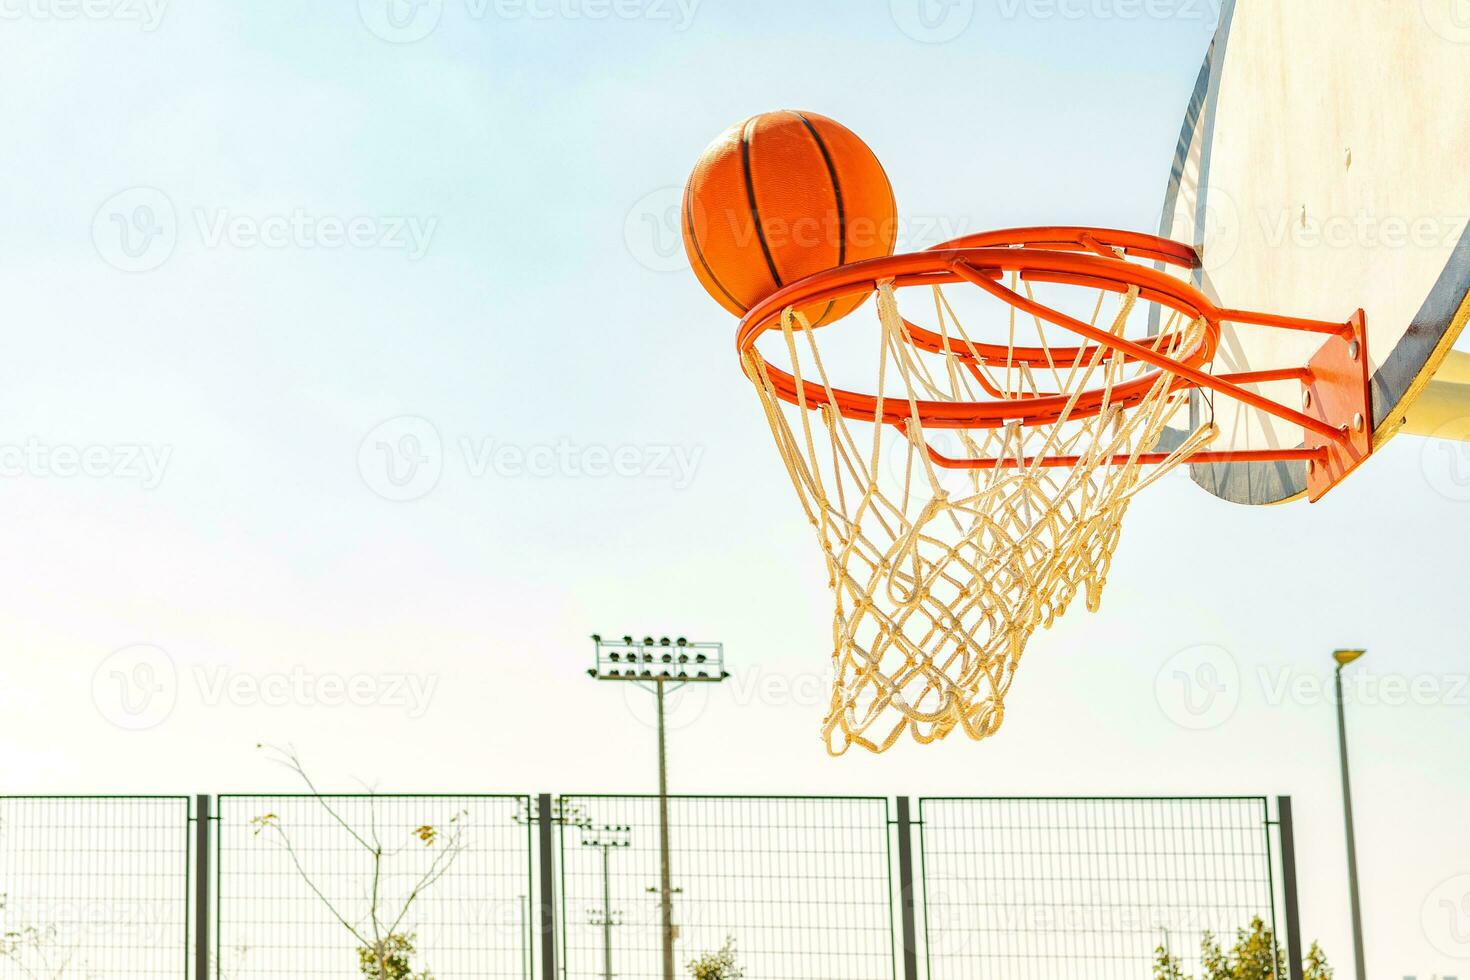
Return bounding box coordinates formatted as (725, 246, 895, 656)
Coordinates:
(1160, 0, 1470, 504)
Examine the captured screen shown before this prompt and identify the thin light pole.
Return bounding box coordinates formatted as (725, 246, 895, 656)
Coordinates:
(582, 825, 629, 980)
(589, 635, 728, 980)
(603, 845, 613, 980)
(1333, 648, 1367, 980)
(656, 677, 674, 980)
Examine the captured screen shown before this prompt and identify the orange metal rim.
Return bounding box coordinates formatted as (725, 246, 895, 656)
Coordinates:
(904, 227, 1200, 369)
(736, 241, 1220, 430)
(735, 227, 1363, 454)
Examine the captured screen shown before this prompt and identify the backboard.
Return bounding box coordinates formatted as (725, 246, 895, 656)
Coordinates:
(1160, 0, 1470, 504)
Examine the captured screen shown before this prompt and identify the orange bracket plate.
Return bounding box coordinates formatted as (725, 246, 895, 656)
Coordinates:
(1304, 310, 1372, 502)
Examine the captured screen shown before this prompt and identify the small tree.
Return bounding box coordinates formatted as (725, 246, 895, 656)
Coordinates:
(687, 936, 743, 980)
(1152, 919, 1330, 980)
(1231, 918, 1288, 979)
(1199, 930, 1231, 980)
(1303, 942, 1333, 980)
(216, 944, 251, 980)
(353, 932, 425, 980)
(0, 892, 96, 979)
(1152, 942, 1187, 980)
(252, 746, 467, 980)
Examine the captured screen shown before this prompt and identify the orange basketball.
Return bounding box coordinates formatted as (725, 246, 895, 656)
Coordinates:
(682, 110, 897, 327)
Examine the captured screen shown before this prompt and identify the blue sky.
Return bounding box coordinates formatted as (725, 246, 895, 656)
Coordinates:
(0, 1, 1467, 976)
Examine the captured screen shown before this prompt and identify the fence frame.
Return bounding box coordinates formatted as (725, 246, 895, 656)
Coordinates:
(538, 793, 557, 980)
(0, 794, 193, 979)
(554, 793, 900, 980)
(894, 798, 920, 980)
(210, 792, 534, 980)
(914, 795, 1295, 980)
(1276, 795, 1305, 980)
(0, 793, 1303, 979)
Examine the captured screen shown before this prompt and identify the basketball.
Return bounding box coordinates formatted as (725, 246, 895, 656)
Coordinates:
(682, 110, 897, 327)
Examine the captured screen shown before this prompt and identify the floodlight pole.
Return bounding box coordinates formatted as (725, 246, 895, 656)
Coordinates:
(589, 635, 729, 980)
(1333, 649, 1367, 980)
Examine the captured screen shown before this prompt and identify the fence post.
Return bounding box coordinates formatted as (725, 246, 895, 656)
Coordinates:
(537, 794, 558, 980)
(895, 797, 921, 980)
(195, 795, 211, 980)
(1277, 796, 1304, 980)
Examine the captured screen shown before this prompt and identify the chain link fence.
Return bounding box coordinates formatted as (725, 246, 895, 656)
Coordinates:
(214, 794, 532, 979)
(558, 796, 896, 980)
(0, 794, 1293, 979)
(919, 797, 1279, 980)
(0, 796, 191, 979)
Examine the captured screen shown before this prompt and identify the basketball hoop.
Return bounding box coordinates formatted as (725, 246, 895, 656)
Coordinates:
(737, 227, 1370, 754)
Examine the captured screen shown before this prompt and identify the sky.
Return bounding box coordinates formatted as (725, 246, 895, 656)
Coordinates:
(0, 0, 1467, 977)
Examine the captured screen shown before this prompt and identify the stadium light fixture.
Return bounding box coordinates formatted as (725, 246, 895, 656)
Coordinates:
(588, 634, 728, 980)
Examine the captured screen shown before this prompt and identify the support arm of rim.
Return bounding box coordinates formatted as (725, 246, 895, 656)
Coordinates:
(949, 260, 1355, 449)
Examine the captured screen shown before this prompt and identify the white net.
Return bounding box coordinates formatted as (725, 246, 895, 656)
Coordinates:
(743, 271, 1217, 754)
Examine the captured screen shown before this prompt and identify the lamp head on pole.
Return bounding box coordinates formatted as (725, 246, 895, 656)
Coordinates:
(1333, 648, 1367, 669)
(590, 634, 727, 685)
